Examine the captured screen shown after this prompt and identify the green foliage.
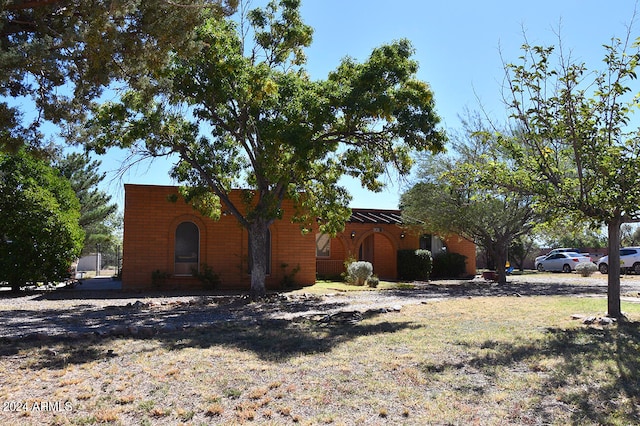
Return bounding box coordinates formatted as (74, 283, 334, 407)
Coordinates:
(503, 38, 640, 224)
(346, 261, 373, 286)
(84, 0, 445, 298)
(501, 34, 640, 317)
(340, 255, 357, 282)
(0, 0, 236, 154)
(508, 235, 538, 271)
(620, 224, 640, 247)
(575, 262, 598, 277)
(192, 264, 220, 290)
(431, 253, 467, 279)
(535, 219, 607, 249)
(397, 249, 433, 281)
(367, 274, 380, 288)
(0, 150, 84, 290)
(401, 113, 541, 284)
(178, 186, 222, 220)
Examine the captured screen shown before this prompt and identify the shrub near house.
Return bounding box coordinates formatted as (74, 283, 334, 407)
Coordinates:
(346, 261, 373, 285)
(432, 252, 468, 279)
(397, 249, 433, 281)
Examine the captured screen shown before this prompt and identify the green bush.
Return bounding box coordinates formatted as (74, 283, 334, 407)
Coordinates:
(575, 261, 597, 277)
(346, 261, 373, 285)
(192, 263, 220, 290)
(0, 150, 84, 291)
(397, 249, 432, 281)
(367, 274, 380, 288)
(431, 252, 467, 279)
(341, 255, 357, 282)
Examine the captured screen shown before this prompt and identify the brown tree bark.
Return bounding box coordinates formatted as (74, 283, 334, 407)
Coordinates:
(607, 218, 622, 318)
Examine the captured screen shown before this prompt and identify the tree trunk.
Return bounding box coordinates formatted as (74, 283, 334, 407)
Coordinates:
(494, 247, 508, 285)
(486, 240, 508, 285)
(607, 218, 622, 318)
(248, 220, 269, 300)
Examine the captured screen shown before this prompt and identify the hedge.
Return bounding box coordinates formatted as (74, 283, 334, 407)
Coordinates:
(397, 249, 433, 281)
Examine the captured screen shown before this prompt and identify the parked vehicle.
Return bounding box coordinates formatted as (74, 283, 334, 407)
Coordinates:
(597, 247, 640, 274)
(536, 252, 592, 272)
(534, 248, 584, 265)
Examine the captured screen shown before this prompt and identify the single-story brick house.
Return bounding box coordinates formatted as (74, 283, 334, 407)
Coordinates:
(122, 184, 476, 290)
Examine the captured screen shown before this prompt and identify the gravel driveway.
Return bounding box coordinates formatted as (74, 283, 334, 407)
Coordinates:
(2, 273, 639, 342)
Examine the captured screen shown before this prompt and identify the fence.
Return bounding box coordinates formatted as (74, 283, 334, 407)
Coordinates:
(316, 260, 344, 278)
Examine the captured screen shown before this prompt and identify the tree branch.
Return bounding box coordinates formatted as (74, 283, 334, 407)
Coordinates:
(3, 0, 62, 10)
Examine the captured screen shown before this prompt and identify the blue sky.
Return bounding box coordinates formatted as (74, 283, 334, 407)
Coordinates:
(95, 0, 639, 210)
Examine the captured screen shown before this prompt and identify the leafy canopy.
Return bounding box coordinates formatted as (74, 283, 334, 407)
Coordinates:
(55, 152, 119, 254)
(0, 0, 237, 153)
(501, 37, 640, 224)
(82, 0, 445, 297)
(0, 149, 84, 290)
(401, 114, 540, 284)
(500, 32, 640, 317)
(85, 0, 445, 235)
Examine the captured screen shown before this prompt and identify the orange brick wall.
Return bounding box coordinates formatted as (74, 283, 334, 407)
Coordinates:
(123, 185, 477, 289)
(318, 224, 477, 279)
(442, 234, 477, 276)
(122, 184, 316, 290)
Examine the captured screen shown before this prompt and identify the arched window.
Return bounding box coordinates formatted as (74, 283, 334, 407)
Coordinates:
(248, 229, 271, 275)
(316, 233, 331, 258)
(175, 222, 199, 275)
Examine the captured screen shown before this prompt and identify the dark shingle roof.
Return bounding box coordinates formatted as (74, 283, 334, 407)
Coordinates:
(348, 209, 403, 224)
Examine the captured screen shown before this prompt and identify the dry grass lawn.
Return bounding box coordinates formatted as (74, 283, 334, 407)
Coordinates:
(1, 295, 639, 425)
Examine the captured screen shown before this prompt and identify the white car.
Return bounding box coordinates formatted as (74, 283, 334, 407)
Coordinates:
(597, 247, 640, 274)
(534, 248, 583, 265)
(536, 252, 592, 273)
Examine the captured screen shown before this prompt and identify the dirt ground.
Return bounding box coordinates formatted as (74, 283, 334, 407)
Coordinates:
(1, 273, 640, 342)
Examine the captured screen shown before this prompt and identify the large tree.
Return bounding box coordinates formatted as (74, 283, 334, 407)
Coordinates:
(0, 0, 236, 153)
(0, 149, 84, 291)
(401, 116, 540, 285)
(84, 0, 445, 298)
(54, 152, 119, 255)
(501, 35, 640, 318)
(535, 218, 607, 250)
(621, 224, 640, 247)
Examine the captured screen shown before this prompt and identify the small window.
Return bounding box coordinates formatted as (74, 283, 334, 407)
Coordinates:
(419, 235, 432, 250)
(316, 233, 331, 258)
(420, 234, 446, 254)
(175, 222, 199, 275)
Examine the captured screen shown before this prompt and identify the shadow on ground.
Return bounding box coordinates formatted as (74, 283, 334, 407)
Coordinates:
(0, 277, 625, 345)
(418, 321, 640, 425)
(1, 309, 416, 368)
(385, 278, 613, 299)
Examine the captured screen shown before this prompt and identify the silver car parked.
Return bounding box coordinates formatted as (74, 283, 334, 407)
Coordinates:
(534, 248, 582, 265)
(536, 252, 592, 273)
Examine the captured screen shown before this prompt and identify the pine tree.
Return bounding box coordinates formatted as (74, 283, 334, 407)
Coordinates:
(55, 152, 118, 255)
